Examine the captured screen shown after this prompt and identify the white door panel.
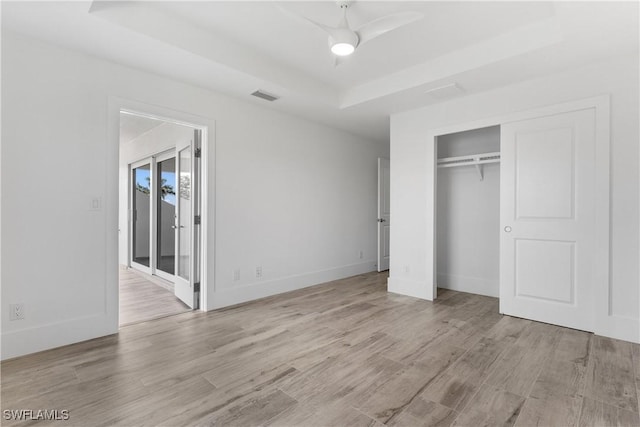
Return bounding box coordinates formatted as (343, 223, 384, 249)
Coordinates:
(500, 108, 595, 331)
(377, 158, 390, 272)
(515, 127, 575, 219)
(514, 239, 575, 303)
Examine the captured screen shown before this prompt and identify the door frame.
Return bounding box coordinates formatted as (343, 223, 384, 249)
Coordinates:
(108, 97, 214, 330)
(121, 110, 207, 312)
(427, 95, 610, 329)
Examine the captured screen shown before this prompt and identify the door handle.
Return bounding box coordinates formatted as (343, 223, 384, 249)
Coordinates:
(504, 226, 512, 232)
(171, 225, 185, 229)
(377, 218, 386, 223)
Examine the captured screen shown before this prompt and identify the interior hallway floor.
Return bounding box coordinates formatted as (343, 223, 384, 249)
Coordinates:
(119, 267, 190, 326)
(2, 272, 639, 426)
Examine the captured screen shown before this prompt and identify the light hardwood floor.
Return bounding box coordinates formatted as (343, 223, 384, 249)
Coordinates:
(2, 272, 639, 426)
(119, 268, 190, 326)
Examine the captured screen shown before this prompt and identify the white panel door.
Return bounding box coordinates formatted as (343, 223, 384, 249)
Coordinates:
(500, 108, 596, 331)
(174, 131, 201, 309)
(377, 158, 390, 272)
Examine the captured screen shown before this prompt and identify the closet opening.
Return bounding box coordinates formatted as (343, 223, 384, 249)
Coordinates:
(427, 98, 608, 334)
(435, 125, 501, 299)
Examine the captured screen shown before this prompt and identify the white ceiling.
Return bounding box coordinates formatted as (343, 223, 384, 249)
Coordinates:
(150, 1, 556, 89)
(120, 112, 164, 144)
(3, 1, 638, 144)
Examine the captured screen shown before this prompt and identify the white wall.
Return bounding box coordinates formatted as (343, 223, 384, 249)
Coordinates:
(1, 32, 388, 359)
(436, 127, 500, 297)
(390, 53, 639, 343)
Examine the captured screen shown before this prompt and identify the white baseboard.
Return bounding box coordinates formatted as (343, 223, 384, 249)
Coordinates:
(437, 273, 499, 298)
(2, 262, 376, 360)
(387, 276, 433, 301)
(3, 265, 636, 361)
(209, 261, 377, 309)
(595, 314, 640, 344)
(1, 314, 117, 360)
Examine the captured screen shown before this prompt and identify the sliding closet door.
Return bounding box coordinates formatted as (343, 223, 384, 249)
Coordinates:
(500, 108, 596, 332)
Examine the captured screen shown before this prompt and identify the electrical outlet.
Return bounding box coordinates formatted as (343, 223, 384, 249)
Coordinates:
(89, 197, 102, 211)
(359, 250, 364, 259)
(233, 269, 240, 281)
(255, 266, 262, 278)
(9, 303, 25, 321)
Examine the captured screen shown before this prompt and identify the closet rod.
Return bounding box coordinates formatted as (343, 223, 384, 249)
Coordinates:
(437, 151, 500, 181)
(437, 151, 501, 168)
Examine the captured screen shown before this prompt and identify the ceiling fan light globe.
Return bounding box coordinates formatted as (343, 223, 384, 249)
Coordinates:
(331, 42, 355, 56)
(328, 30, 358, 56)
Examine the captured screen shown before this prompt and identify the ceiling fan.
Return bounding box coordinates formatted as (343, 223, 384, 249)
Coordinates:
(281, 1, 423, 62)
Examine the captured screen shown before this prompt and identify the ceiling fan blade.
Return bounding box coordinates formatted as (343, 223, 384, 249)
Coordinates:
(356, 12, 423, 46)
(276, 5, 341, 39)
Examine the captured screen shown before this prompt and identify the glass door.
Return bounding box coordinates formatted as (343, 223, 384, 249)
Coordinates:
(129, 136, 199, 309)
(155, 154, 177, 280)
(177, 146, 191, 282)
(173, 129, 201, 309)
(173, 137, 196, 308)
(131, 161, 151, 273)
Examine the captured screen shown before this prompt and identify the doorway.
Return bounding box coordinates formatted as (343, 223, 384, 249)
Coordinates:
(118, 110, 205, 325)
(377, 158, 390, 272)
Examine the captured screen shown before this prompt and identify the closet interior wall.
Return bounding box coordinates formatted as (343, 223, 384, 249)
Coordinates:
(436, 126, 501, 297)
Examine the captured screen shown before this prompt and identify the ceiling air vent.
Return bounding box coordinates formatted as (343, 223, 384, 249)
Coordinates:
(251, 90, 279, 102)
(425, 83, 464, 100)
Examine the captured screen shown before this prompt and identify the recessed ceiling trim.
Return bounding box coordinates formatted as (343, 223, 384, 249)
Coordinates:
(339, 16, 563, 109)
(88, 1, 339, 107)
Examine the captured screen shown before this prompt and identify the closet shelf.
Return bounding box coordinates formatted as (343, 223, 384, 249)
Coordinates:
(437, 151, 500, 181)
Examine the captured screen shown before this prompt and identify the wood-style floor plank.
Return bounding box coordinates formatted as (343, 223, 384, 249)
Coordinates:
(578, 396, 640, 427)
(385, 397, 456, 427)
(514, 328, 591, 426)
(451, 384, 525, 427)
(584, 335, 639, 412)
(267, 400, 382, 427)
(515, 394, 583, 427)
(2, 272, 639, 426)
(484, 321, 560, 397)
(119, 268, 190, 326)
